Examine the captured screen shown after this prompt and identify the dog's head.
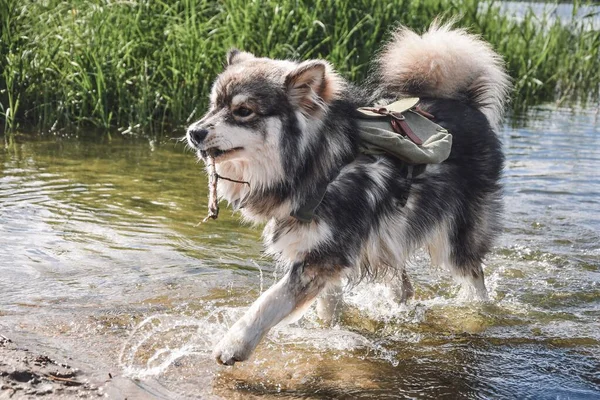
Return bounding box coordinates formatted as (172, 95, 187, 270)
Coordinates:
(186, 50, 344, 184)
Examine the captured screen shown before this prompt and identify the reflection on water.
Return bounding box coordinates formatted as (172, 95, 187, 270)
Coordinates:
(1, 106, 599, 399)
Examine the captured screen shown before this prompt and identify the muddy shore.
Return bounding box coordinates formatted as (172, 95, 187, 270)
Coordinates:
(0, 333, 167, 399)
(0, 334, 106, 399)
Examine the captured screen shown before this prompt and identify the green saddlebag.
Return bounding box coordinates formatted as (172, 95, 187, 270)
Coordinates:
(356, 98, 452, 165)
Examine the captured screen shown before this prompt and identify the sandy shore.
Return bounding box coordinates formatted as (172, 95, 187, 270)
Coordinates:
(0, 331, 191, 400)
(0, 334, 107, 399)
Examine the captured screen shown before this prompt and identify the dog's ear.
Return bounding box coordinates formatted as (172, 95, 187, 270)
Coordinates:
(226, 49, 254, 66)
(285, 60, 338, 116)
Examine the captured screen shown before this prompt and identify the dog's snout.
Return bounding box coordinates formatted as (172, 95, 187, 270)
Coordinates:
(188, 127, 209, 145)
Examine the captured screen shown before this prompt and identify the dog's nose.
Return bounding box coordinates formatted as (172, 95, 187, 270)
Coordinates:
(188, 127, 209, 145)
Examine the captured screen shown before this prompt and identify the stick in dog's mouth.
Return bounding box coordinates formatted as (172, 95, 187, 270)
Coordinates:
(202, 156, 219, 223)
(201, 154, 250, 224)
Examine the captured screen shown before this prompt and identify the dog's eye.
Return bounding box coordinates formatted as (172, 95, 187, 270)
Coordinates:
(233, 106, 254, 118)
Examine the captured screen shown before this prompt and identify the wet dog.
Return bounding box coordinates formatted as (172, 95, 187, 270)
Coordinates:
(186, 22, 510, 365)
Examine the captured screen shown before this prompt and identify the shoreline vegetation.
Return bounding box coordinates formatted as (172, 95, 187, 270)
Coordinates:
(1, 0, 599, 134)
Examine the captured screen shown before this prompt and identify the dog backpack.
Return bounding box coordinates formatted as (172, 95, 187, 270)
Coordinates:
(355, 97, 452, 165)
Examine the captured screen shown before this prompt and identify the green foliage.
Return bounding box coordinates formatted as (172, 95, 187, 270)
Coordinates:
(0, 0, 598, 133)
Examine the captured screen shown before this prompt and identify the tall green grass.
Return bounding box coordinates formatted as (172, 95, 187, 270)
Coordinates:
(0, 0, 598, 133)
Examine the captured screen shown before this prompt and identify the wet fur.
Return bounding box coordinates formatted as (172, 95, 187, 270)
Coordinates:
(186, 22, 510, 365)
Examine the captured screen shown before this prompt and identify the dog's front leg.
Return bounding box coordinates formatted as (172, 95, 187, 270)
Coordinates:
(213, 261, 329, 365)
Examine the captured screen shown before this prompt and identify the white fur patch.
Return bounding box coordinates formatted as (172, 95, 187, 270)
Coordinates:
(295, 111, 325, 156)
(231, 94, 249, 107)
(366, 159, 392, 188)
(366, 159, 392, 207)
(455, 274, 489, 301)
(264, 220, 333, 263)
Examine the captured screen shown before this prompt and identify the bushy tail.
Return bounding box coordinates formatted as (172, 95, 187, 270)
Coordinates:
(377, 21, 511, 129)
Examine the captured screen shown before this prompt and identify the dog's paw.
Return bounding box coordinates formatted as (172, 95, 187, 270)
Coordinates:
(212, 327, 257, 366)
(213, 347, 244, 366)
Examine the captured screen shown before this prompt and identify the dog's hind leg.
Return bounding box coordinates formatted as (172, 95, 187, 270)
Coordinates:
(428, 223, 489, 302)
(316, 283, 343, 325)
(213, 261, 335, 365)
(455, 265, 488, 301)
(384, 268, 414, 303)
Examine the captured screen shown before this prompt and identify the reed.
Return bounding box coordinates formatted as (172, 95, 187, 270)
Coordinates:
(0, 0, 598, 133)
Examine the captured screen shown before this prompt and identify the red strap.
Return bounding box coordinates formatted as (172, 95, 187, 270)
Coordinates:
(390, 113, 423, 145)
(361, 107, 424, 145)
(412, 105, 435, 120)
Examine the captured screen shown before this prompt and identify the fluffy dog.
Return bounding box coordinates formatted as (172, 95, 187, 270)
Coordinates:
(186, 22, 510, 365)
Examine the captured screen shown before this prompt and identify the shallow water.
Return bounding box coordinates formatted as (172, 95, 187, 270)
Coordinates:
(1, 106, 599, 399)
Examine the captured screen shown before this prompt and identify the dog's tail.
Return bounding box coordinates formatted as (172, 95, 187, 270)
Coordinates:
(377, 21, 511, 129)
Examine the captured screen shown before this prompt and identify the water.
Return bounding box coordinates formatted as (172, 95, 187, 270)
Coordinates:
(498, 2, 600, 30)
(1, 106, 599, 399)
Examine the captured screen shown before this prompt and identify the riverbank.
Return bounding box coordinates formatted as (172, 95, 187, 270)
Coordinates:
(0, 334, 103, 398)
(0, 333, 174, 399)
(1, 0, 599, 133)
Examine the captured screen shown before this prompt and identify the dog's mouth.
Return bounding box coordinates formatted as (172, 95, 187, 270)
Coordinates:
(201, 147, 244, 159)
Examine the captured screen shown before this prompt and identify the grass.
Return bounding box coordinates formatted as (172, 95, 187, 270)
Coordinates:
(0, 0, 598, 133)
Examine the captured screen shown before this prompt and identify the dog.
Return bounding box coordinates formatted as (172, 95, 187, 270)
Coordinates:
(186, 22, 510, 366)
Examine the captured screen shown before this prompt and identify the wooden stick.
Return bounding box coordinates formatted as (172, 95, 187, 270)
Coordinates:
(202, 156, 219, 222)
(44, 374, 83, 386)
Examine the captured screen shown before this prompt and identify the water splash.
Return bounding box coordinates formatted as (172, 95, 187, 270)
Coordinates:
(119, 313, 225, 378)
